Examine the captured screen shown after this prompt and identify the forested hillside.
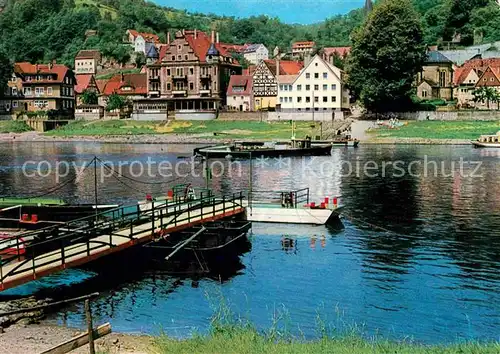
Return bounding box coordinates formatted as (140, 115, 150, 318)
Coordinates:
(0, 0, 499, 68)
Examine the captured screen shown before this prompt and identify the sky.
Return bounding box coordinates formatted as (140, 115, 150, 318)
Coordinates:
(155, 0, 365, 24)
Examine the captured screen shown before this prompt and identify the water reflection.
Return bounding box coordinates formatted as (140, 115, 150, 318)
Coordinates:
(1, 143, 500, 342)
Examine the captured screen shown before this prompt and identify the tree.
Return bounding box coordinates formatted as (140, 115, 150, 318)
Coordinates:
(346, 0, 427, 112)
(474, 86, 499, 109)
(0, 50, 11, 97)
(81, 89, 98, 105)
(134, 52, 146, 68)
(106, 93, 126, 111)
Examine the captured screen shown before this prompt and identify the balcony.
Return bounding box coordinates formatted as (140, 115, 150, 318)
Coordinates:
(200, 74, 211, 80)
(172, 75, 187, 81)
(172, 90, 187, 95)
(149, 76, 160, 81)
(199, 89, 211, 96)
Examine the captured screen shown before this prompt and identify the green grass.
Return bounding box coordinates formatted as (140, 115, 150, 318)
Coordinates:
(45, 120, 158, 136)
(45, 120, 319, 140)
(0, 120, 33, 133)
(95, 68, 142, 80)
(75, 0, 118, 19)
(369, 120, 500, 140)
(154, 327, 500, 354)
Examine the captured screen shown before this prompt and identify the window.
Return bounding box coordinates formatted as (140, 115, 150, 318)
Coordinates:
(189, 82, 194, 90)
(171, 55, 176, 61)
(422, 90, 427, 98)
(178, 45, 182, 50)
(314, 84, 319, 91)
(167, 83, 171, 90)
(323, 96, 328, 102)
(306, 84, 310, 91)
(314, 96, 319, 103)
(323, 72, 328, 79)
(12, 101, 18, 108)
(306, 96, 310, 103)
(12, 88, 17, 96)
(167, 69, 171, 76)
(256, 99, 260, 105)
(189, 67, 194, 75)
(47, 87, 53, 96)
(297, 85, 302, 91)
(314, 73, 319, 79)
(332, 84, 337, 90)
(289, 85, 292, 91)
(323, 84, 328, 91)
(24, 87, 31, 96)
(284, 85, 288, 91)
(280, 85, 284, 91)
(332, 96, 336, 102)
(185, 55, 188, 60)
(491, 78, 495, 82)
(234, 96, 237, 100)
(306, 73, 310, 79)
(177, 55, 182, 61)
(297, 97, 302, 103)
(284, 97, 288, 103)
(439, 71, 446, 86)
(35, 87, 44, 96)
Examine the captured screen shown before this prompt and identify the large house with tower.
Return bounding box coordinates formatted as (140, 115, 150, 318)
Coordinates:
(138, 29, 241, 120)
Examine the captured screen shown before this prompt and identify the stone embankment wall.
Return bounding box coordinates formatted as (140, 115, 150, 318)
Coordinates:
(362, 110, 500, 121)
(217, 111, 347, 121)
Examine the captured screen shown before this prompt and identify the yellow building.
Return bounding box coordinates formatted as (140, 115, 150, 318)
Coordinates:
(252, 59, 303, 110)
(9, 62, 76, 117)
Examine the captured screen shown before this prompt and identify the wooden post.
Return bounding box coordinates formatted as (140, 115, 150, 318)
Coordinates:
(85, 299, 95, 354)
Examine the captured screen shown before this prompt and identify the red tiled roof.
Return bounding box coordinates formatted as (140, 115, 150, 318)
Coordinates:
(14, 62, 70, 83)
(219, 43, 247, 53)
(491, 67, 500, 81)
(75, 74, 93, 94)
(454, 58, 500, 85)
(183, 30, 232, 62)
(323, 46, 351, 58)
(102, 73, 147, 96)
(95, 79, 108, 93)
(76, 50, 101, 60)
(462, 58, 500, 69)
(127, 29, 160, 44)
(158, 44, 170, 61)
(264, 60, 304, 76)
(227, 75, 253, 96)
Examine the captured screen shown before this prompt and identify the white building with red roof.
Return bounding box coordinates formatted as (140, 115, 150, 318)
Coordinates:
(226, 75, 254, 111)
(125, 29, 161, 55)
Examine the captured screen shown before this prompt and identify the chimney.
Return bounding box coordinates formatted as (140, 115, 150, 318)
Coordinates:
(276, 54, 280, 77)
(167, 31, 170, 44)
(121, 72, 124, 82)
(182, 29, 185, 36)
(194, 29, 197, 39)
(211, 30, 215, 44)
(216, 32, 219, 44)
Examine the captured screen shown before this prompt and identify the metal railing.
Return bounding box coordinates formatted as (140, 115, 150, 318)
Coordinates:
(247, 188, 310, 208)
(0, 192, 244, 288)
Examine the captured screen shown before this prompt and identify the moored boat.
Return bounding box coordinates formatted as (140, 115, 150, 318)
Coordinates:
(194, 139, 332, 159)
(471, 131, 500, 148)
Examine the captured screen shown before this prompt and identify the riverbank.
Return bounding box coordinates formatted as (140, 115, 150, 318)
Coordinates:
(2, 323, 499, 354)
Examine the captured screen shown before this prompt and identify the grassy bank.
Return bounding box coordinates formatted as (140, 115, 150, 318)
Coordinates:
(0, 121, 33, 133)
(45, 120, 318, 140)
(368, 120, 500, 140)
(154, 326, 500, 354)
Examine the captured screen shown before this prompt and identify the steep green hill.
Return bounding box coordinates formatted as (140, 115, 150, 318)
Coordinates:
(0, 0, 498, 68)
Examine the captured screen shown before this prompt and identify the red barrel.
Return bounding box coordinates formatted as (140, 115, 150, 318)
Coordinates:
(320, 202, 326, 209)
(167, 190, 174, 199)
(31, 214, 38, 223)
(324, 197, 329, 204)
(146, 194, 153, 201)
(21, 214, 29, 221)
(333, 197, 338, 206)
(310, 202, 316, 208)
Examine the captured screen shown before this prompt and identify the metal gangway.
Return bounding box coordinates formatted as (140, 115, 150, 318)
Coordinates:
(0, 192, 245, 292)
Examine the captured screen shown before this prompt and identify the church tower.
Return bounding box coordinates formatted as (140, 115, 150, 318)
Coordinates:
(365, 0, 373, 13)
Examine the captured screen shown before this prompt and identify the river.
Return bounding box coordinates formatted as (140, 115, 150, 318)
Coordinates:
(0, 142, 499, 344)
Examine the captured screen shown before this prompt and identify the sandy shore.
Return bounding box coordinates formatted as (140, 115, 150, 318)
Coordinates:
(0, 132, 473, 145)
(1, 323, 155, 354)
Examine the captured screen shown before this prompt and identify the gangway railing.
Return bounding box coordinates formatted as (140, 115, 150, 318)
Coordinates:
(0, 192, 244, 288)
(247, 188, 310, 208)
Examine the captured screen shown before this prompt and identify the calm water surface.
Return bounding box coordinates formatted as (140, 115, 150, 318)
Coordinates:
(0, 142, 499, 344)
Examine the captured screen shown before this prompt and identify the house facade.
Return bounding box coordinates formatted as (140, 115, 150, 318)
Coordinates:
(292, 41, 315, 58)
(252, 59, 303, 110)
(74, 50, 102, 75)
(226, 75, 253, 111)
(7, 62, 76, 117)
(243, 44, 268, 64)
(141, 30, 241, 119)
(276, 54, 350, 112)
(453, 58, 500, 108)
(125, 30, 160, 55)
(416, 51, 454, 101)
